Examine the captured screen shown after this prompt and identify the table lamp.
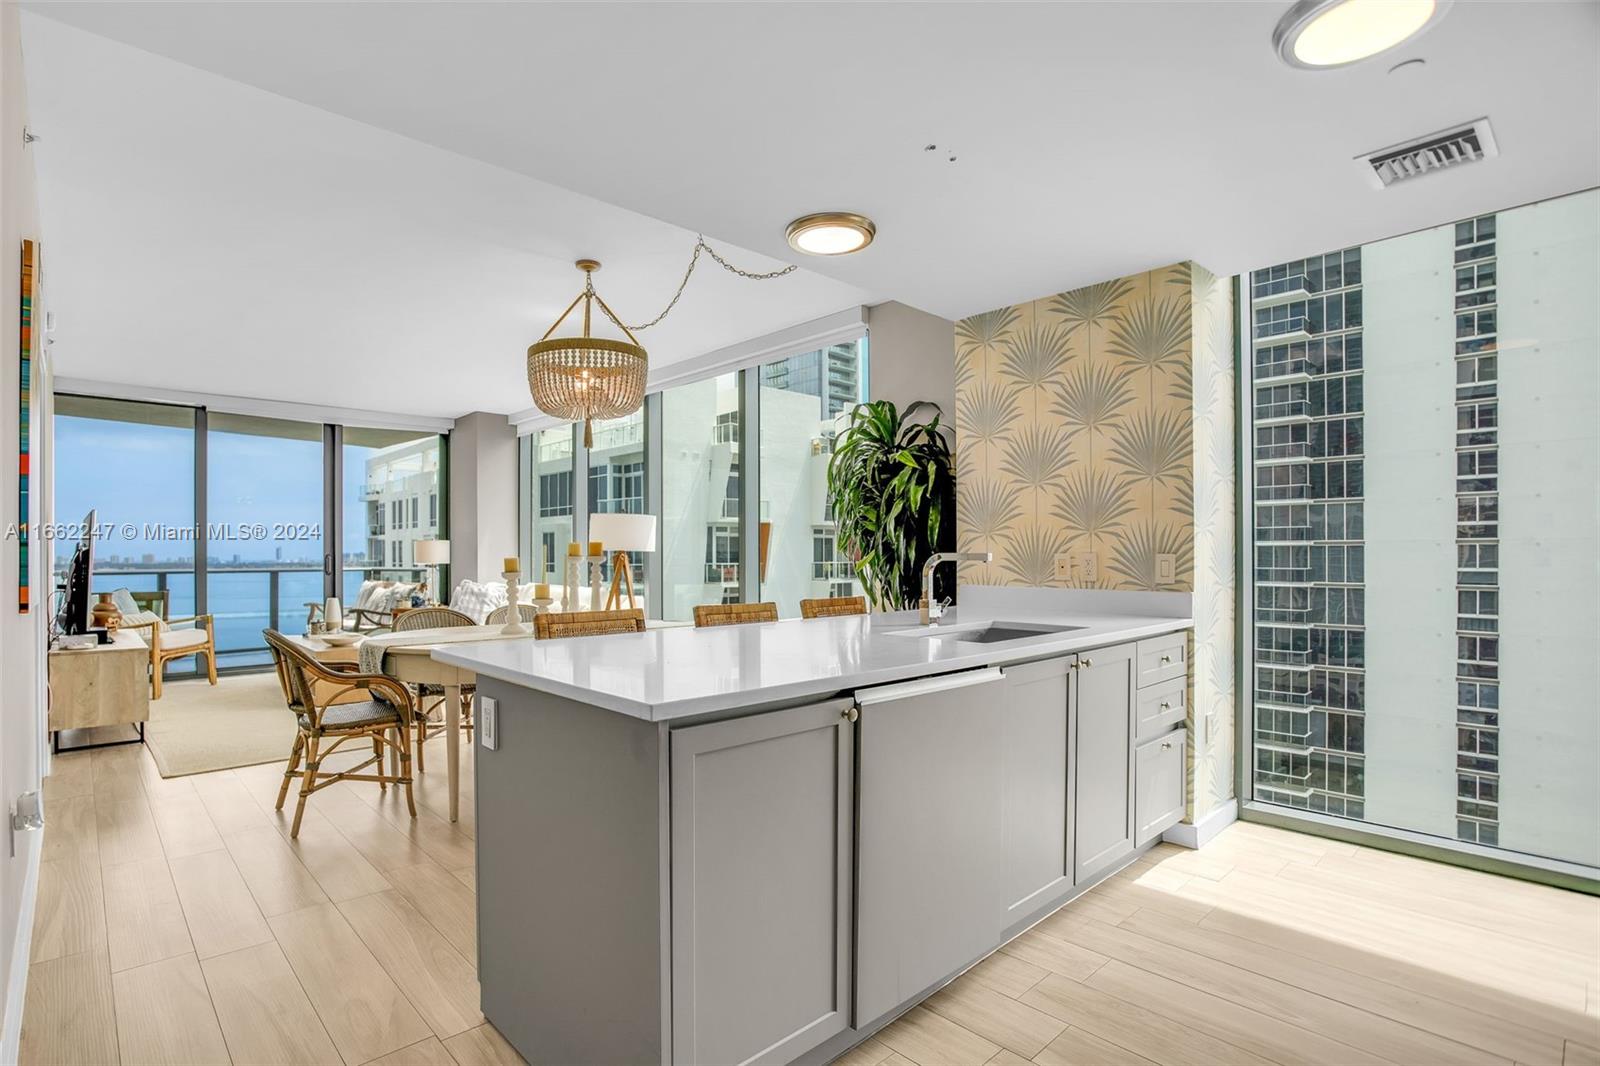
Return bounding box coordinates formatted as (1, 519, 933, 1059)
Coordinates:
(414, 539, 450, 604)
(587, 513, 655, 610)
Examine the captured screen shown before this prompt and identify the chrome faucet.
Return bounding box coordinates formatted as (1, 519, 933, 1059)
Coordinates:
(919, 551, 992, 625)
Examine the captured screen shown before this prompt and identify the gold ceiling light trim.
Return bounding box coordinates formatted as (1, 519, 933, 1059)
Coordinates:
(527, 259, 648, 448)
(785, 212, 877, 256)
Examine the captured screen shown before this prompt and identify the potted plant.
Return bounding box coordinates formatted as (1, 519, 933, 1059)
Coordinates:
(827, 400, 957, 611)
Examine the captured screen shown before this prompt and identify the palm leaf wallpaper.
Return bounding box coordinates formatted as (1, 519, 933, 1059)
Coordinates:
(953, 260, 1236, 822)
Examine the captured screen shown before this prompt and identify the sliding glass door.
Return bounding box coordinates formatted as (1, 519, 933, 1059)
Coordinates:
(1241, 189, 1599, 871)
(206, 413, 325, 667)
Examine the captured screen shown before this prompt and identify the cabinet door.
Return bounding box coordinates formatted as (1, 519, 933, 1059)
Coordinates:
(1000, 658, 1071, 923)
(1072, 643, 1137, 884)
(1135, 728, 1188, 846)
(856, 669, 1005, 1024)
(670, 698, 855, 1066)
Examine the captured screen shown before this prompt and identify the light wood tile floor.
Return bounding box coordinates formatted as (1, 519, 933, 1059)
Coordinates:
(19, 679, 511, 1066)
(19, 679, 1600, 1065)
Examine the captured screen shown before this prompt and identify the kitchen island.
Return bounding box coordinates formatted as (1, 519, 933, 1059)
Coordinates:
(433, 591, 1193, 1066)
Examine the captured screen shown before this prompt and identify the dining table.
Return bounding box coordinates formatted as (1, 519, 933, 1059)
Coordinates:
(289, 619, 686, 823)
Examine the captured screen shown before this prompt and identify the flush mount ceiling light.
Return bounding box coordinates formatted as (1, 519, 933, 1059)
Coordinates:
(527, 242, 795, 444)
(1273, 0, 1450, 69)
(785, 212, 877, 256)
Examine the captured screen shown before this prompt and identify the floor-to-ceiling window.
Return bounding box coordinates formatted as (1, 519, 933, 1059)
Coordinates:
(53, 397, 446, 674)
(343, 428, 443, 600)
(588, 410, 645, 589)
(520, 425, 575, 583)
(53, 397, 198, 652)
(518, 334, 872, 622)
(660, 372, 741, 620)
(1242, 189, 1598, 871)
(207, 413, 325, 667)
(758, 340, 867, 612)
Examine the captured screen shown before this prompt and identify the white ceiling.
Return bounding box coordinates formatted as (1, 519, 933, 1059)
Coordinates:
(21, 2, 1600, 417)
(19, 14, 877, 421)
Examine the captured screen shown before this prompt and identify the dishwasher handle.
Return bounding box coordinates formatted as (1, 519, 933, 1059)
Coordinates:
(854, 667, 1005, 707)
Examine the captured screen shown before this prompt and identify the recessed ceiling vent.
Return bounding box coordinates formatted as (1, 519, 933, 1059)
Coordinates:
(1358, 117, 1498, 189)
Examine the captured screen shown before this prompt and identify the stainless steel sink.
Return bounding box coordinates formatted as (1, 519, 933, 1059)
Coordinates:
(924, 622, 1086, 644)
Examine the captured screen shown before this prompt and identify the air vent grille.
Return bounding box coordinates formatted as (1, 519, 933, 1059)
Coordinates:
(1358, 118, 1498, 189)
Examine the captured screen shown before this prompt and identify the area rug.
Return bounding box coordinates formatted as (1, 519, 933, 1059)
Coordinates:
(145, 673, 297, 777)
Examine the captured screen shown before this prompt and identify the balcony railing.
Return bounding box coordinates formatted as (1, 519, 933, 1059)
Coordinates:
(1254, 316, 1316, 341)
(73, 564, 424, 671)
(705, 563, 739, 584)
(1252, 273, 1318, 302)
(811, 560, 855, 581)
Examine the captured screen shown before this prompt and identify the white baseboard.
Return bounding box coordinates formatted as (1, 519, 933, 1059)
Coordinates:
(1163, 798, 1239, 850)
(1, 829, 41, 1065)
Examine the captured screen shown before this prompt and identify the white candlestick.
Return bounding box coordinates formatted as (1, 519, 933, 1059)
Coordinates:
(501, 572, 529, 635)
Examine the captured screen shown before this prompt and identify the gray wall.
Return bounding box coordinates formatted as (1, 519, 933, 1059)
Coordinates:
(867, 301, 956, 425)
(449, 411, 520, 586)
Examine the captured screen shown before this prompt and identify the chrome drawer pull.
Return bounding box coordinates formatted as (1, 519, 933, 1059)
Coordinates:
(1161, 741, 1173, 750)
(1160, 654, 1173, 664)
(1159, 701, 1172, 710)
(1080, 658, 1093, 668)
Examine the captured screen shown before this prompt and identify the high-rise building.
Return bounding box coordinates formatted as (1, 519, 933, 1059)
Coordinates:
(1246, 190, 1598, 868)
(1249, 248, 1368, 819)
(757, 342, 863, 419)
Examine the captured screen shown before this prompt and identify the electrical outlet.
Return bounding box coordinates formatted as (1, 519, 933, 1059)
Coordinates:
(1053, 554, 1073, 580)
(1079, 552, 1098, 582)
(1156, 553, 1177, 583)
(479, 696, 499, 750)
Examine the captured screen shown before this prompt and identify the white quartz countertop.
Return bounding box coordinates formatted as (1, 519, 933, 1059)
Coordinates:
(429, 603, 1192, 722)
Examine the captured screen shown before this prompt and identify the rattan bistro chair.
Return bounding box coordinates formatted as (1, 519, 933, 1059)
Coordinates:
(263, 630, 416, 838)
(693, 602, 779, 628)
(391, 606, 477, 771)
(485, 603, 539, 626)
(799, 596, 867, 619)
(533, 608, 647, 640)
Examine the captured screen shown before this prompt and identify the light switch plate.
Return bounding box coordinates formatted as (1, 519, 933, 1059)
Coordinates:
(1156, 553, 1177, 583)
(1053, 554, 1073, 580)
(479, 696, 498, 750)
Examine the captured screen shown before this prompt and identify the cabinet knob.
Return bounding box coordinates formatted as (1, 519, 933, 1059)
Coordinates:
(842, 707, 859, 723)
(1159, 701, 1172, 710)
(1161, 741, 1173, 750)
(1080, 658, 1093, 668)
(1160, 654, 1173, 664)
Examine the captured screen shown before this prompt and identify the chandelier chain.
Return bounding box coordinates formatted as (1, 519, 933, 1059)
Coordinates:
(594, 236, 797, 334)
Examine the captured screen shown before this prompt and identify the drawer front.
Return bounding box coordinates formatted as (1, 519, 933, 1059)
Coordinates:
(1134, 727, 1187, 847)
(1134, 677, 1186, 743)
(1137, 632, 1188, 688)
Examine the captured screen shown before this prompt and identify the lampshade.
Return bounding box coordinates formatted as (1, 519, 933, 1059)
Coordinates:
(588, 513, 656, 553)
(414, 539, 451, 565)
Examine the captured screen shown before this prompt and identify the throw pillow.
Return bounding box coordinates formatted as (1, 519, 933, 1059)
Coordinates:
(110, 588, 141, 618)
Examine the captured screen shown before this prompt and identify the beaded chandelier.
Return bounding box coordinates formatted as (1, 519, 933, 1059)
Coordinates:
(526, 260, 647, 449)
(526, 241, 798, 446)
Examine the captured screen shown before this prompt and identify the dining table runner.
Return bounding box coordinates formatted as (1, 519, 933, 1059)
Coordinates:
(358, 626, 525, 701)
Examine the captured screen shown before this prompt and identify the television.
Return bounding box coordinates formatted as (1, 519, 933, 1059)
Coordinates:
(55, 508, 97, 637)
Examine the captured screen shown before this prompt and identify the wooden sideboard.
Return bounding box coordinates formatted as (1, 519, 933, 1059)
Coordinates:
(48, 629, 151, 752)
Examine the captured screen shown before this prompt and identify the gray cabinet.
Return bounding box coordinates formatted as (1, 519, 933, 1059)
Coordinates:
(1072, 643, 1137, 884)
(999, 658, 1072, 923)
(856, 669, 1006, 1024)
(1135, 728, 1187, 846)
(670, 698, 855, 1066)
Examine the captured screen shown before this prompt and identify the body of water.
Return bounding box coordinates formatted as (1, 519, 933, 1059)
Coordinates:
(84, 568, 410, 669)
